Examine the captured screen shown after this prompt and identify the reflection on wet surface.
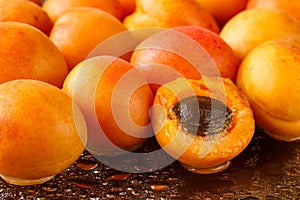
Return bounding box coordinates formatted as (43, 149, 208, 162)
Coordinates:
(1, 127, 300, 199)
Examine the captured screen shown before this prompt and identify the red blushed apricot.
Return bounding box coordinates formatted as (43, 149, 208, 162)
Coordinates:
(130, 26, 240, 94)
(63, 56, 153, 155)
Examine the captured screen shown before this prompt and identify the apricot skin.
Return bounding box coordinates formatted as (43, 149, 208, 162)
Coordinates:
(236, 40, 300, 141)
(152, 78, 255, 169)
(0, 79, 87, 186)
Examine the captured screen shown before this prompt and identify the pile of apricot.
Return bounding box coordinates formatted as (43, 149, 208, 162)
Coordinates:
(0, 0, 299, 186)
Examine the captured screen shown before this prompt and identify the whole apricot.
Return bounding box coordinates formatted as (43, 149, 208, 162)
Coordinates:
(123, 0, 220, 33)
(220, 8, 300, 60)
(28, 0, 42, 6)
(195, 0, 248, 27)
(63, 56, 153, 155)
(119, 0, 136, 17)
(49, 7, 127, 70)
(130, 26, 240, 94)
(42, 0, 125, 22)
(236, 40, 300, 141)
(0, 0, 53, 35)
(0, 79, 87, 186)
(247, 0, 300, 22)
(0, 21, 68, 88)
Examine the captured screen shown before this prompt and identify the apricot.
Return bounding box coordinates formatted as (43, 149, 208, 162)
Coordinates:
(119, 0, 136, 17)
(247, 0, 300, 22)
(152, 77, 255, 174)
(123, 0, 220, 33)
(195, 0, 248, 27)
(49, 7, 127, 71)
(0, 21, 68, 88)
(220, 8, 300, 60)
(0, 0, 53, 35)
(28, 0, 42, 6)
(63, 56, 153, 155)
(130, 26, 240, 94)
(236, 40, 300, 142)
(0, 79, 87, 186)
(42, 0, 124, 22)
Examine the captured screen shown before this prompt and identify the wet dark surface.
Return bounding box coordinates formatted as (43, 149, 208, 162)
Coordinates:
(1, 127, 300, 200)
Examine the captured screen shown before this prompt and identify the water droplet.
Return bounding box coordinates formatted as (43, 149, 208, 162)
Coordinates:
(150, 185, 167, 191)
(26, 190, 35, 194)
(107, 173, 131, 181)
(223, 191, 236, 199)
(106, 193, 116, 199)
(64, 188, 72, 193)
(42, 187, 58, 193)
(111, 187, 123, 192)
(242, 196, 260, 200)
(168, 177, 179, 182)
(76, 159, 98, 171)
(26, 195, 35, 199)
(102, 181, 109, 186)
(56, 193, 64, 197)
(73, 180, 93, 189)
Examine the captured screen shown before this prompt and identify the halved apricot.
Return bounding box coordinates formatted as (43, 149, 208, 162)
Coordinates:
(152, 77, 255, 174)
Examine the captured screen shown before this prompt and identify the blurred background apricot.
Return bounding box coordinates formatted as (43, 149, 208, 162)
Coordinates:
(119, 0, 136, 17)
(0, 0, 53, 35)
(123, 0, 220, 33)
(195, 0, 248, 27)
(0, 22, 68, 88)
(246, 0, 300, 22)
(49, 7, 127, 70)
(42, 0, 125, 22)
(29, 0, 42, 5)
(220, 8, 300, 60)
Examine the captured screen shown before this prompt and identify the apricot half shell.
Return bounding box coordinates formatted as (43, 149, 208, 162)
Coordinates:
(152, 77, 255, 174)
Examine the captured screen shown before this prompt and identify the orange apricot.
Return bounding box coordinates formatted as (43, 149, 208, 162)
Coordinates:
(42, 0, 125, 22)
(130, 26, 240, 94)
(247, 0, 300, 22)
(0, 0, 53, 35)
(195, 0, 248, 27)
(0, 21, 68, 88)
(119, 0, 136, 17)
(28, 0, 42, 6)
(123, 0, 220, 33)
(0, 79, 87, 186)
(236, 40, 300, 141)
(49, 7, 127, 71)
(220, 8, 300, 60)
(63, 56, 153, 154)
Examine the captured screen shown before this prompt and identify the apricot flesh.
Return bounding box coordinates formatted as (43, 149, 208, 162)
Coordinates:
(152, 77, 255, 173)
